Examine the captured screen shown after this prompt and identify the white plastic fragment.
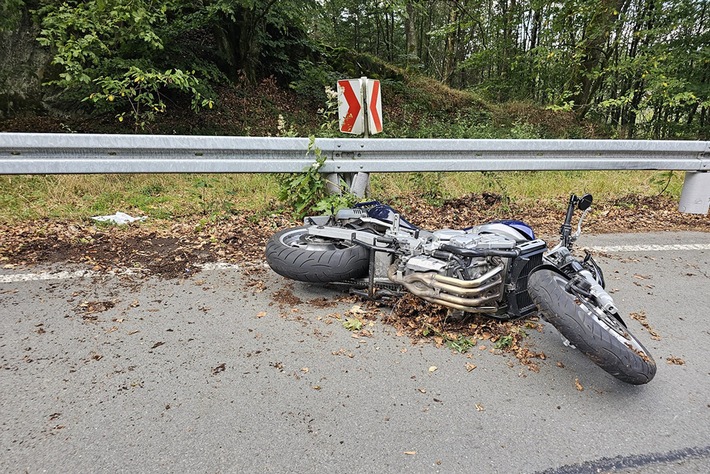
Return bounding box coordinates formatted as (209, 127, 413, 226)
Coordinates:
(91, 212, 147, 225)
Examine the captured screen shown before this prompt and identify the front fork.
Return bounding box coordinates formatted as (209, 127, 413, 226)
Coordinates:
(548, 247, 617, 314)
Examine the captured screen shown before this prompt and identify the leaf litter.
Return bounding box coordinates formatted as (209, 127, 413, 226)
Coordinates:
(630, 311, 661, 340)
(380, 293, 547, 373)
(1, 193, 706, 277)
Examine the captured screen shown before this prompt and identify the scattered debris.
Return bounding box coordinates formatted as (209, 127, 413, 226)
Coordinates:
(2, 194, 706, 382)
(384, 293, 546, 372)
(331, 348, 354, 358)
(666, 356, 685, 366)
(630, 311, 661, 340)
(272, 286, 303, 308)
(91, 212, 147, 225)
(342, 317, 363, 331)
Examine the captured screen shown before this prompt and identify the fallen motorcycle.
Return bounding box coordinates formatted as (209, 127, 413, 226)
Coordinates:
(265, 194, 656, 384)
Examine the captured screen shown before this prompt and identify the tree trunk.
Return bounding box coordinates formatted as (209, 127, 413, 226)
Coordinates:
(212, 1, 280, 83)
(443, 6, 459, 85)
(571, 0, 625, 120)
(404, 2, 418, 65)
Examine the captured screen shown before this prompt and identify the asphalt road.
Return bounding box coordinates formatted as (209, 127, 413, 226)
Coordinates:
(1, 231, 709, 473)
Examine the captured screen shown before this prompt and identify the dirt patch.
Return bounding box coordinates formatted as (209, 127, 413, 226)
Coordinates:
(0, 212, 294, 278)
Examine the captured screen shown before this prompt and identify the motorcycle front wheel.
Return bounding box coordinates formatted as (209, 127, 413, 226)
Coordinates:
(265, 226, 370, 283)
(528, 269, 656, 385)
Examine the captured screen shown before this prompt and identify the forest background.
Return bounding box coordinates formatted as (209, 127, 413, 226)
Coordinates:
(0, 0, 709, 222)
(1, 0, 708, 139)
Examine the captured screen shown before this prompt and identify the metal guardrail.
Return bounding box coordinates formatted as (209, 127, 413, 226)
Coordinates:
(1, 133, 708, 213)
(0, 133, 707, 174)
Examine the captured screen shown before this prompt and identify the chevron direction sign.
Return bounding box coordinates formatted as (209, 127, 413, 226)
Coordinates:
(337, 77, 382, 135)
(366, 79, 383, 134)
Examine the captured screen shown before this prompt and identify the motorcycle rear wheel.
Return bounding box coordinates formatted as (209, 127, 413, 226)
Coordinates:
(528, 269, 656, 385)
(265, 226, 370, 283)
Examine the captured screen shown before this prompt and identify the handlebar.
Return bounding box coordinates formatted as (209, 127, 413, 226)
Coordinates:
(560, 193, 593, 250)
(560, 194, 579, 249)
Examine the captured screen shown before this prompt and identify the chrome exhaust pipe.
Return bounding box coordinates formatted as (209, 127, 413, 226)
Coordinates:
(434, 265, 504, 289)
(388, 265, 503, 312)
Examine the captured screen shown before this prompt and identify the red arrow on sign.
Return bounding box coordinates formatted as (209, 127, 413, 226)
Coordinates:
(338, 80, 361, 133)
(368, 80, 382, 133)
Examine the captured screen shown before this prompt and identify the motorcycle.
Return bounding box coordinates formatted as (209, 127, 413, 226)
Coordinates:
(265, 194, 656, 384)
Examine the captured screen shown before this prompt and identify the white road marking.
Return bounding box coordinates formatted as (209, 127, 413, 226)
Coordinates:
(196, 262, 240, 271)
(0, 269, 100, 283)
(586, 244, 710, 252)
(0, 262, 239, 284)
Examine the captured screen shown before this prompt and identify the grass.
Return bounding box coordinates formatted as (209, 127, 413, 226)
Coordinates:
(371, 170, 684, 205)
(0, 174, 278, 223)
(0, 170, 684, 224)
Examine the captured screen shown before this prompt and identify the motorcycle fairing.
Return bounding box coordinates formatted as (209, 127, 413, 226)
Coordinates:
(493, 220, 535, 240)
(354, 201, 419, 230)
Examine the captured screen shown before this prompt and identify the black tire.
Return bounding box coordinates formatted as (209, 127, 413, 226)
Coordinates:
(265, 226, 370, 283)
(528, 269, 656, 385)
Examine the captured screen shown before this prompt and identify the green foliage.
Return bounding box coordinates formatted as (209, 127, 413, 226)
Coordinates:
(421, 324, 475, 353)
(277, 144, 328, 217)
(649, 171, 676, 196)
(206, 0, 319, 82)
(36, 0, 215, 128)
(37, 0, 168, 85)
(494, 335, 514, 350)
(88, 67, 212, 129)
(342, 317, 363, 331)
(277, 138, 358, 218)
(289, 60, 338, 105)
(445, 336, 475, 354)
(5, 0, 706, 139)
(276, 114, 299, 137)
(311, 192, 358, 215)
(316, 86, 341, 137)
(480, 172, 510, 207)
(313, 0, 708, 139)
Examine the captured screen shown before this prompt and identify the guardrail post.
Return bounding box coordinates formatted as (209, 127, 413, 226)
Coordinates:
(325, 171, 369, 198)
(679, 171, 710, 214)
(349, 172, 370, 197)
(325, 173, 341, 195)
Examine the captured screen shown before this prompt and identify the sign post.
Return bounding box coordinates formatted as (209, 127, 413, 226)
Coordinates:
(336, 76, 382, 196)
(679, 172, 710, 214)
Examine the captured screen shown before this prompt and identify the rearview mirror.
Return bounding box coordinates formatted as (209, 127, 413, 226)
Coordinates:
(578, 194, 593, 211)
